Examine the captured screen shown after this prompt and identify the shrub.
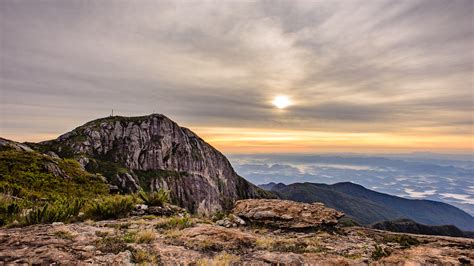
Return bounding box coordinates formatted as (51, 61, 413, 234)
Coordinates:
(138, 189, 169, 207)
(383, 234, 420, 248)
(255, 236, 324, 253)
(131, 249, 160, 263)
(155, 216, 194, 231)
(24, 198, 84, 225)
(54, 230, 74, 240)
(136, 230, 156, 243)
(85, 195, 135, 221)
(124, 229, 156, 243)
(0, 196, 22, 226)
(371, 245, 391, 260)
(95, 236, 129, 254)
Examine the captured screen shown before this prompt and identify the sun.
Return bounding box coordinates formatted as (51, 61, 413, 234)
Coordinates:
(272, 95, 291, 109)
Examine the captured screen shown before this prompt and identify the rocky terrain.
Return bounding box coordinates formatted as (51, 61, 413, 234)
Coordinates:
(2, 114, 473, 265)
(0, 199, 472, 265)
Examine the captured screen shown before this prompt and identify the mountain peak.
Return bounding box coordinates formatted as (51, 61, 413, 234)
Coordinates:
(35, 114, 273, 215)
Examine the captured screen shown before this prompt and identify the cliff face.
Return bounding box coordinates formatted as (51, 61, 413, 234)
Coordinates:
(37, 114, 273, 215)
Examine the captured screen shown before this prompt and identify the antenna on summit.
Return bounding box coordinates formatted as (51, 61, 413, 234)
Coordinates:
(110, 109, 114, 117)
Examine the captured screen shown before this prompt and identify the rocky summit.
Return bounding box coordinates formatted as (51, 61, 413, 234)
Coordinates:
(32, 114, 273, 215)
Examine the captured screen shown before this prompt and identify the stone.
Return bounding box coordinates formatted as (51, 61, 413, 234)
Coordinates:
(176, 224, 256, 251)
(254, 251, 305, 264)
(233, 199, 344, 229)
(146, 204, 186, 216)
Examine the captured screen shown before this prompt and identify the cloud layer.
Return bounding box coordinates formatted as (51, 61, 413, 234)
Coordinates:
(1, 0, 472, 152)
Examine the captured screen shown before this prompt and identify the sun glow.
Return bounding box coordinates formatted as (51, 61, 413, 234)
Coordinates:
(272, 95, 291, 109)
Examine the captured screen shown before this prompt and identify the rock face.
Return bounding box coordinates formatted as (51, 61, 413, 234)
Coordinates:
(36, 114, 273, 215)
(233, 199, 344, 229)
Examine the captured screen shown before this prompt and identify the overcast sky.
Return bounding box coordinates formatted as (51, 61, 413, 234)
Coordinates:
(1, 0, 473, 153)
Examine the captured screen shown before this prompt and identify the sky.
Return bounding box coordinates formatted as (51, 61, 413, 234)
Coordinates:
(1, 0, 473, 154)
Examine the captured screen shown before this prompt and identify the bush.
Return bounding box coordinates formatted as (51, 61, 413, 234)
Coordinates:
(138, 189, 169, 207)
(0, 196, 22, 226)
(131, 249, 160, 263)
(85, 195, 135, 221)
(371, 245, 391, 260)
(24, 198, 84, 225)
(95, 236, 129, 254)
(383, 234, 420, 248)
(124, 230, 156, 243)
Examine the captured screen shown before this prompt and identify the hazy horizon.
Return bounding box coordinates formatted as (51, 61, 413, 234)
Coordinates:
(1, 0, 473, 154)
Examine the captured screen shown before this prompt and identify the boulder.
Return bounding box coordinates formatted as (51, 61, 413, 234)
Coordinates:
(174, 225, 255, 251)
(233, 199, 344, 229)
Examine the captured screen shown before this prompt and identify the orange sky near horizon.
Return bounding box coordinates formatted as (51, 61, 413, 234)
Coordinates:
(4, 126, 472, 155)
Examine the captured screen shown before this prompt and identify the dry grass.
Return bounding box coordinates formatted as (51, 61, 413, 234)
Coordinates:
(255, 235, 324, 253)
(136, 230, 156, 243)
(131, 248, 159, 263)
(155, 216, 195, 231)
(197, 252, 240, 265)
(54, 230, 74, 240)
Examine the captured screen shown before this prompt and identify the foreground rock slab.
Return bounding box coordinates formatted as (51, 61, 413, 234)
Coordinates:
(233, 199, 344, 229)
(0, 217, 472, 265)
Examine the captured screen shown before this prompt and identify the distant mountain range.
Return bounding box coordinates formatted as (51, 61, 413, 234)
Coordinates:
(259, 182, 474, 231)
(371, 219, 473, 238)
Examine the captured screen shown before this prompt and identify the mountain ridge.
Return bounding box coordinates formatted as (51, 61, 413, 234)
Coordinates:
(260, 181, 474, 231)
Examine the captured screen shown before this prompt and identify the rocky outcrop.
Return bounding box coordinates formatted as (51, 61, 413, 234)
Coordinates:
(1, 216, 473, 265)
(233, 199, 344, 229)
(36, 114, 273, 215)
(173, 224, 256, 251)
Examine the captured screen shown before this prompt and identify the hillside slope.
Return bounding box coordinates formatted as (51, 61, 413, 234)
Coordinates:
(28, 114, 272, 214)
(371, 219, 468, 238)
(263, 182, 474, 231)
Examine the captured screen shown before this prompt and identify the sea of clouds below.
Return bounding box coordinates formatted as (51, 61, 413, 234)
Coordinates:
(228, 153, 474, 216)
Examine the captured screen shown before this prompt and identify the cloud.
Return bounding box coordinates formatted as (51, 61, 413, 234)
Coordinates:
(404, 188, 437, 198)
(0, 0, 472, 152)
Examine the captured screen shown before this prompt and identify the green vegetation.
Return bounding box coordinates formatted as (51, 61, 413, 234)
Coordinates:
(95, 236, 129, 254)
(0, 149, 112, 227)
(155, 216, 194, 231)
(383, 234, 420, 248)
(138, 189, 170, 207)
(84, 195, 136, 221)
(131, 249, 160, 263)
(255, 236, 324, 253)
(54, 230, 74, 240)
(0, 196, 22, 226)
(124, 230, 156, 244)
(24, 198, 84, 225)
(371, 244, 391, 260)
(0, 149, 108, 200)
(85, 158, 129, 180)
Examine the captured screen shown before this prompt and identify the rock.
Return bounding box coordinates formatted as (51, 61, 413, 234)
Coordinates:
(254, 251, 305, 264)
(38, 114, 274, 215)
(147, 204, 186, 216)
(230, 214, 246, 226)
(458, 256, 471, 264)
(233, 199, 344, 229)
(52, 222, 64, 226)
(216, 214, 246, 228)
(176, 224, 256, 251)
